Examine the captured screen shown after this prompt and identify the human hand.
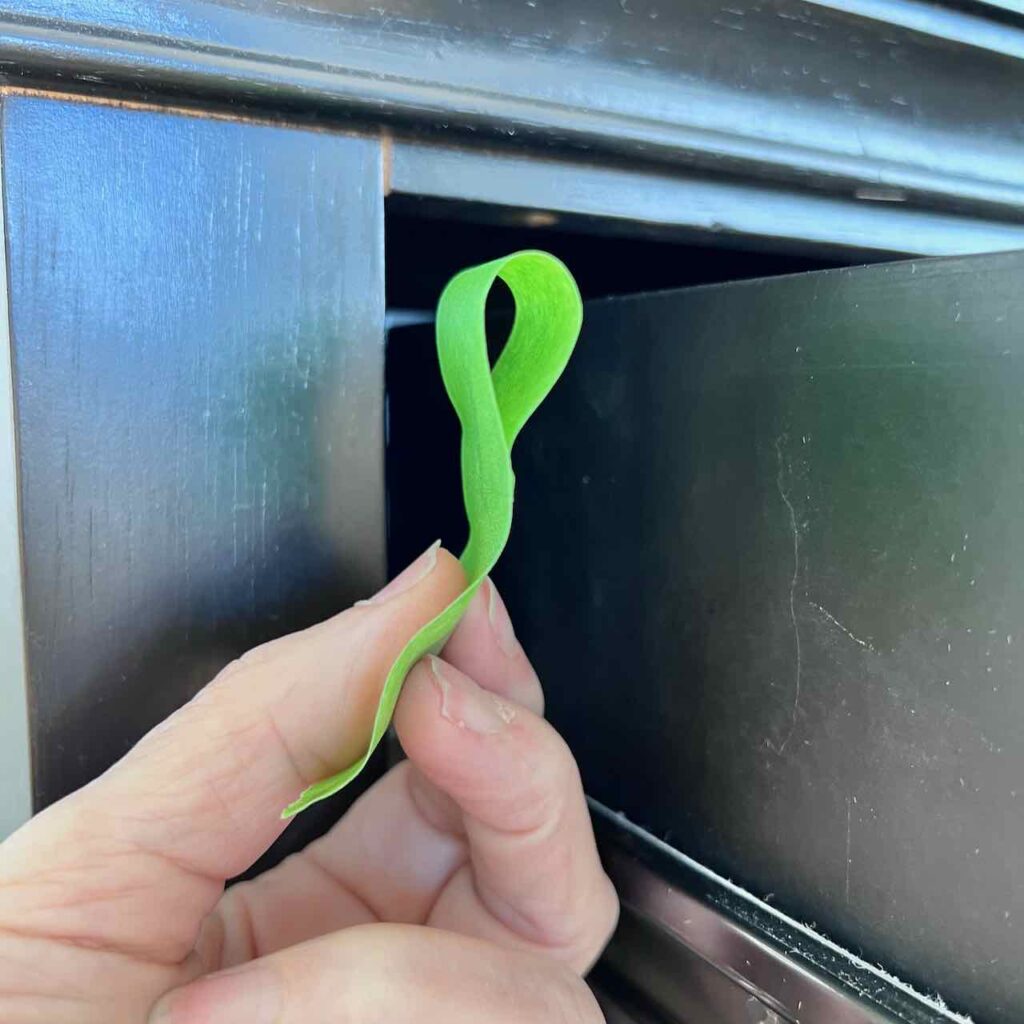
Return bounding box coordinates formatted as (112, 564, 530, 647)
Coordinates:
(0, 544, 618, 1022)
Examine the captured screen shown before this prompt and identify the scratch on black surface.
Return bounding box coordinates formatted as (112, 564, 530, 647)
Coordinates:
(809, 601, 877, 653)
(845, 796, 852, 904)
(773, 435, 802, 755)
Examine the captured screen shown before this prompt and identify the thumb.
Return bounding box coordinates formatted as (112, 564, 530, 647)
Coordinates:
(147, 923, 604, 1024)
(0, 544, 465, 965)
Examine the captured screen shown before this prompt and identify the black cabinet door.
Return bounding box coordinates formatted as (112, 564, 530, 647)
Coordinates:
(494, 252, 1024, 1024)
(1, 96, 386, 842)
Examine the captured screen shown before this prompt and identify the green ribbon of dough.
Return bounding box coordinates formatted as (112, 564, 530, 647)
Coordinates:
(283, 250, 583, 818)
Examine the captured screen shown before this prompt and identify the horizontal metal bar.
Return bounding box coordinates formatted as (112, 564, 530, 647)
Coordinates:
(391, 141, 1024, 256)
(592, 802, 970, 1024)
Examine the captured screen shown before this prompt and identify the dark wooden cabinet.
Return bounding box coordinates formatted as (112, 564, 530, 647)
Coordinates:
(505, 252, 1024, 1022)
(389, 250, 1024, 1024)
(3, 3, 1024, 1022)
(3, 95, 386, 811)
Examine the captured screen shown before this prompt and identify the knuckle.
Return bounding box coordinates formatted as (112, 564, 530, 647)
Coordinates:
(483, 729, 580, 834)
(521, 731, 583, 822)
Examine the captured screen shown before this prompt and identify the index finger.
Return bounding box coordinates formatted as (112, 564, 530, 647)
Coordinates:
(393, 653, 619, 973)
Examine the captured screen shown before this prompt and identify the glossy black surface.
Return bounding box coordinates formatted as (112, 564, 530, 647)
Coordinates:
(4, 1, 1024, 220)
(3, 97, 386, 827)
(389, 250, 1024, 1023)
(3, 0, 1023, 1010)
(502, 252, 1024, 1023)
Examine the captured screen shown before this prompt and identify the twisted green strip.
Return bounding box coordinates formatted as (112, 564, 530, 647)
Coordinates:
(283, 250, 583, 818)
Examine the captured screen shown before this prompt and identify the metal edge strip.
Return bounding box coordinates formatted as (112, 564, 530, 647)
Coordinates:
(390, 140, 1024, 258)
(590, 800, 972, 1024)
(0, 101, 32, 837)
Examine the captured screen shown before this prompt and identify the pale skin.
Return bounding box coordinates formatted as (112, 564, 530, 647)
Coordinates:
(0, 544, 618, 1022)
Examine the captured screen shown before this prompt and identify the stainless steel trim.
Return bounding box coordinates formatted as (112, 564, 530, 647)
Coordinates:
(0, 131, 32, 838)
(390, 141, 1024, 257)
(592, 802, 970, 1024)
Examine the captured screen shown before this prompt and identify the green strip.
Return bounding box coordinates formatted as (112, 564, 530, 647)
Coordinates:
(283, 250, 583, 818)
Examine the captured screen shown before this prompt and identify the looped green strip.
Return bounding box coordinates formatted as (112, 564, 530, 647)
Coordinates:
(283, 250, 583, 818)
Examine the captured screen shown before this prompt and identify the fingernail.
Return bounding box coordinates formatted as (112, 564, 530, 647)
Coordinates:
(148, 963, 281, 1024)
(429, 655, 515, 733)
(356, 540, 440, 606)
(485, 577, 522, 658)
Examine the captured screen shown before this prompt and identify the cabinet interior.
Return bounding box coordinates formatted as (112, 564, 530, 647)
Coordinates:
(384, 196, 867, 574)
(385, 196, 850, 312)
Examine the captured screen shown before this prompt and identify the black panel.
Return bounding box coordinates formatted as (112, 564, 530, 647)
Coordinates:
(502, 252, 1024, 1023)
(3, 97, 386, 847)
(388, 250, 1024, 1023)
